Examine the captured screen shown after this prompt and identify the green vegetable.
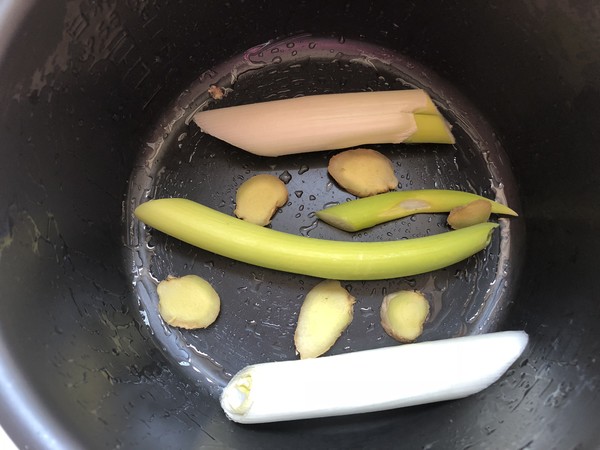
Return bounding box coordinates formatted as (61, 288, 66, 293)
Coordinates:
(135, 198, 498, 281)
(316, 189, 517, 232)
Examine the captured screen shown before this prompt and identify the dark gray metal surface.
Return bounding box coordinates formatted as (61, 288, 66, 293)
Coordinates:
(0, 1, 598, 449)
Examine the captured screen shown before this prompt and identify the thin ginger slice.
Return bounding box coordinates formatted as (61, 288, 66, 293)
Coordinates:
(328, 148, 398, 197)
(294, 280, 355, 359)
(380, 290, 429, 342)
(234, 174, 288, 226)
(157, 275, 220, 329)
(447, 199, 492, 229)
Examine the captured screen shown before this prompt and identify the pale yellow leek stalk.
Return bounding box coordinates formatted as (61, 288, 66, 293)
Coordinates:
(193, 90, 455, 156)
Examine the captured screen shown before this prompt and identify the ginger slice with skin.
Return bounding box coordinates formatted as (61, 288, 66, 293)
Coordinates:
(294, 280, 355, 359)
(328, 148, 398, 197)
(234, 174, 289, 226)
(157, 275, 220, 329)
(447, 199, 492, 229)
(380, 290, 429, 342)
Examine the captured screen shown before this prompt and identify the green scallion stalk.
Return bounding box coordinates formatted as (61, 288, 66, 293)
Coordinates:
(135, 198, 497, 281)
(316, 189, 517, 232)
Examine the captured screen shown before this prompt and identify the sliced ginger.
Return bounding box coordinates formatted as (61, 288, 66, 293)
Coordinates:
(157, 275, 220, 329)
(234, 174, 289, 226)
(447, 199, 492, 229)
(328, 148, 398, 197)
(294, 280, 356, 359)
(380, 290, 429, 342)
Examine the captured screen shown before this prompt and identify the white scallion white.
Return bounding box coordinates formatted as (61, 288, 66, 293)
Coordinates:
(220, 331, 528, 424)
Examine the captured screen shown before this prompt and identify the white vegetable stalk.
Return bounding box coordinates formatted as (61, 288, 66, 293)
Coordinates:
(193, 90, 455, 156)
(220, 331, 528, 424)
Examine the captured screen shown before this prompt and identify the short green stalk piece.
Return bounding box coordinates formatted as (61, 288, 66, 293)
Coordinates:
(135, 198, 498, 281)
(316, 189, 518, 232)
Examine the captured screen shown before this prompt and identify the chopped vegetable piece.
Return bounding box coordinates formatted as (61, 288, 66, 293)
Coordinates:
(135, 198, 498, 281)
(234, 174, 289, 226)
(328, 148, 398, 197)
(294, 280, 355, 359)
(316, 189, 518, 232)
(157, 275, 220, 329)
(404, 113, 456, 144)
(220, 331, 529, 423)
(380, 290, 429, 342)
(193, 90, 455, 157)
(447, 199, 492, 229)
(208, 84, 225, 100)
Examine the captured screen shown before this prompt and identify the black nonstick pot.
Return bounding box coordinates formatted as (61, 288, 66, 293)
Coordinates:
(1, 1, 599, 449)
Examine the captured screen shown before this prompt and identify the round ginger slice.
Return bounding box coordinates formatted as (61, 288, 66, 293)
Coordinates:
(157, 275, 220, 329)
(234, 174, 289, 226)
(328, 148, 398, 197)
(380, 290, 429, 342)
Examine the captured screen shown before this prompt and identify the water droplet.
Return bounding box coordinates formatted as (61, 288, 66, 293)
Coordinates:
(308, 42, 317, 49)
(286, 42, 295, 48)
(291, 50, 298, 56)
(245, 319, 258, 333)
(272, 56, 282, 64)
(294, 190, 303, 198)
(178, 132, 187, 141)
(298, 165, 309, 174)
(360, 306, 375, 318)
(271, 47, 280, 53)
(299, 220, 319, 236)
(309, 194, 317, 201)
(279, 171, 292, 184)
(338, 36, 346, 44)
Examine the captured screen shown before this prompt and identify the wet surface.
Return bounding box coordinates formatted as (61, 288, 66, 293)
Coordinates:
(124, 36, 523, 396)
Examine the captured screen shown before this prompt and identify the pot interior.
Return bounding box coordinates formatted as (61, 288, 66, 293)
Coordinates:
(126, 35, 523, 393)
(0, 1, 598, 449)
